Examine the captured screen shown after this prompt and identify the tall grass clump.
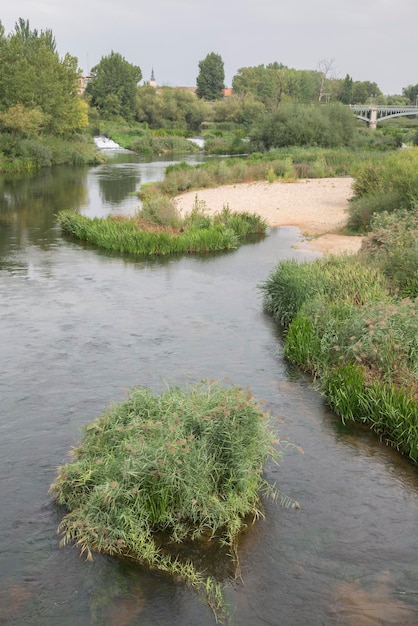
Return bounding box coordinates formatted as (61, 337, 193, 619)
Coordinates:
(50, 381, 287, 619)
(259, 256, 389, 328)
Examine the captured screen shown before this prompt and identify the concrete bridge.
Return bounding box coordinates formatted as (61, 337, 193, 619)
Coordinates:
(349, 105, 418, 129)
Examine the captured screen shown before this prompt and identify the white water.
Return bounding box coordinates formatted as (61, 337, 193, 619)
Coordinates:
(93, 135, 123, 150)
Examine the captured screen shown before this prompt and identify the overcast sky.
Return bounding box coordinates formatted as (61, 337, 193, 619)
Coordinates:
(2, 0, 417, 96)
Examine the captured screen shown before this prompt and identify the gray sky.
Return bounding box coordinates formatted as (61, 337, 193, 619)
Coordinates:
(2, 0, 417, 95)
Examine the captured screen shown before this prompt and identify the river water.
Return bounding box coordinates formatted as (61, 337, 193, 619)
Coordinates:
(1, 149, 418, 625)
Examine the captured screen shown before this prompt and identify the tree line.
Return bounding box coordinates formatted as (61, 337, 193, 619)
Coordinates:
(1, 18, 418, 170)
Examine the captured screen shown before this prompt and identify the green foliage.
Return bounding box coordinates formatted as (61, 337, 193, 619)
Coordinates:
(0, 132, 102, 172)
(359, 209, 418, 296)
(323, 366, 418, 461)
(136, 86, 211, 131)
(86, 52, 142, 121)
(0, 19, 87, 136)
(196, 52, 225, 101)
(349, 148, 418, 230)
(50, 381, 284, 617)
(338, 74, 354, 105)
(249, 104, 356, 150)
(347, 190, 400, 232)
(261, 252, 418, 461)
(0, 104, 45, 138)
(203, 131, 247, 155)
(402, 83, 418, 104)
(140, 194, 182, 228)
(232, 64, 321, 106)
(97, 121, 198, 155)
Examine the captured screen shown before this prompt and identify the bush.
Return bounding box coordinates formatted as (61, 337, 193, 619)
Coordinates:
(249, 104, 356, 150)
(349, 148, 418, 230)
(359, 209, 418, 296)
(140, 193, 182, 228)
(347, 190, 401, 232)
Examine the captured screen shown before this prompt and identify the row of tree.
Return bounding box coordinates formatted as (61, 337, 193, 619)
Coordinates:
(86, 50, 417, 124)
(1, 19, 418, 144)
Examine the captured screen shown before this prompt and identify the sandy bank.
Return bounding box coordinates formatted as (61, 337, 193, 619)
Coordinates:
(174, 177, 363, 254)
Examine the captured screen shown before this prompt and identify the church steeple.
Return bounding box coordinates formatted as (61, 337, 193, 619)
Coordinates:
(149, 68, 157, 88)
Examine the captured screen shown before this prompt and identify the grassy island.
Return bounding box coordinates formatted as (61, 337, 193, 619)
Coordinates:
(50, 381, 287, 620)
(57, 203, 267, 257)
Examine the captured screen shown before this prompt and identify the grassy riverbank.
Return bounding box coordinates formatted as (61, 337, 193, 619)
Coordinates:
(50, 381, 285, 620)
(260, 257, 418, 460)
(0, 134, 104, 173)
(260, 150, 418, 462)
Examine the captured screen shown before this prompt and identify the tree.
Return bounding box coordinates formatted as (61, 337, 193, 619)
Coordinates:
(249, 104, 355, 150)
(86, 51, 142, 120)
(196, 52, 225, 100)
(0, 19, 87, 136)
(317, 58, 337, 102)
(0, 104, 45, 139)
(403, 83, 418, 104)
(339, 74, 353, 104)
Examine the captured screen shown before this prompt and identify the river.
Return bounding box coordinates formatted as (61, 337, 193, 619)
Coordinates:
(1, 148, 417, 625)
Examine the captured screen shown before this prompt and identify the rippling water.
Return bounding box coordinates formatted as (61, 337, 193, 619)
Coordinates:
(1, 153, 418, 625)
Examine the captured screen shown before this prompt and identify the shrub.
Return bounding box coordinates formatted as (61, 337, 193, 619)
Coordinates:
(359, 209, 418, 296)
(347, 191, 401, 232)
(140, 193, 182, 228)
(349, 148, 418, 230)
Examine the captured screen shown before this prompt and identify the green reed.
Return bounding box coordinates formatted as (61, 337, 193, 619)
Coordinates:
(260, 256, 418, 461)
(259, 256, 389, 328)
(50, 381, 287, 621)
(56, 208, 266, 257)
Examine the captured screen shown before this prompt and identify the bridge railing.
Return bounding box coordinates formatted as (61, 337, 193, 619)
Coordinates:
(349, 105, 418, 114)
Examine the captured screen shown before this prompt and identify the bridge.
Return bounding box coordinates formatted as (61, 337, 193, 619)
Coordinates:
(349, 105, 418, 129)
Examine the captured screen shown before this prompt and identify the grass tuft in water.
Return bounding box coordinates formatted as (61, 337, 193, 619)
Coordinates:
(50, 380, 287, 621)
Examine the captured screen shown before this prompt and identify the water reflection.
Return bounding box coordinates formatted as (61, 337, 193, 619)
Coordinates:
(0, 166, 89, 257)
(94, 161, 141, 205)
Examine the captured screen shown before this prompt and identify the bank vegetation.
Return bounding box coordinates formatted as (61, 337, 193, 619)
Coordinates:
(260, 149, 418, 462)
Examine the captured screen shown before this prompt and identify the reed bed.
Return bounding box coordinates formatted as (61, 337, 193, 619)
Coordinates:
(259, 256, 389, 328)
(57, 207, 266, 257)
(260, 258, 418, 461)
(50, 381, 286, 620)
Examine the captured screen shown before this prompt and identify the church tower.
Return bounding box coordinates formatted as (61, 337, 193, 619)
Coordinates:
(149, 68, 157, 88)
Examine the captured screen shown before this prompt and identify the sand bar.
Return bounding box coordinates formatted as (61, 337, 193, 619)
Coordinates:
(174, 177, 363, 254)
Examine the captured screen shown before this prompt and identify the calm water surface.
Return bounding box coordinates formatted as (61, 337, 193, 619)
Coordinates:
(1, 151, 418, 625)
